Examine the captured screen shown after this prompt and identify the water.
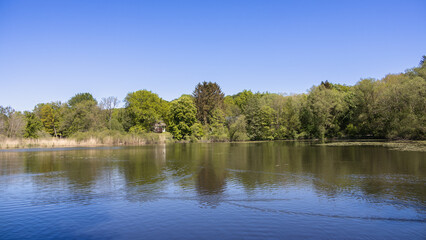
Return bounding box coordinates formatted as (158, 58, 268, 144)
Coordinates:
(0, 141, 425, 239)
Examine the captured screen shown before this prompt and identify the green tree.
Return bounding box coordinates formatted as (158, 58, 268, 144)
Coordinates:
(234, 90, 259, 113)
(224, 95, 240, 118)
(24, 111, 42, 138)
(244, 97, 276, 140)
(207, 108, 229, 141)
(125, 90, 169, 132)
(38, 103, 62, 137)
(60, 94, 103, 136)
(167, 95, 198, 140)
(304, 84, 347, 142)
(228, 115, 248, 141)
(351, 78, 379, 136)
(407, 55, 426, 80)
(113, 108, 131, 132)
(0, 106, 13, 135)
(270, 94, 305, 139)
(68, 93, 97, 108)
(375, 73, 425, 139)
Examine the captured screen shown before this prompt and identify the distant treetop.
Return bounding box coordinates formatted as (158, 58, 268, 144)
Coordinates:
(68, 93, 97, 107)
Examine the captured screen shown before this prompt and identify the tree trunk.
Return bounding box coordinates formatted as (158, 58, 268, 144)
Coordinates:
(53, 125, 57, 138)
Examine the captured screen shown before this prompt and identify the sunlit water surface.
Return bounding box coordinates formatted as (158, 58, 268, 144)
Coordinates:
(0, 142, 425, 239)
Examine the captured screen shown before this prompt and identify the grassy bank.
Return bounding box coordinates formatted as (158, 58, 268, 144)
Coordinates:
(321, 140, 426, 152)
(0, 131, 173, 149)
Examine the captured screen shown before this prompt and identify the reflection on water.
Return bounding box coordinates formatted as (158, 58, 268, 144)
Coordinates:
(0, 142, 425, 239)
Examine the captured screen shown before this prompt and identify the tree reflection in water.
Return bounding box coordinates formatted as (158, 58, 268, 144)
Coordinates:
(0, 142, 424, 207)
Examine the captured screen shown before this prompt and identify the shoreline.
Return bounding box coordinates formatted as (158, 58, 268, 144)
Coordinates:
(0, 137, 425, 152)
(320, 140, 426, 152)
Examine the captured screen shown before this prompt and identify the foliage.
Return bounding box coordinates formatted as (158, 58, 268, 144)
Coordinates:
(167, 95, 198, 140)
(2, 57, 425, 142)
(193, 81, 225, 125)
(24, 111, 42, 138)
(100, 96, 120, 130)
(0, 106, 26, 138)
(244, 97, 276, 140)
(113, 108, 132, 132)
(36, 102, 62, 137)
(224, 96, 240, 117)
(190, 123, 205, 140)
(0, 106, 12, 135)
(304, 84, 347, 142)
(351, 78, 379, 136)
(374, 74, 425, 139)
(234, 90, 256, 112)
(125, 90, 169, 131)
(68, 93, 97, 108)
(206, 108, 229, 142)
(228, 115, 249, 141)
(60, 95, 103, 136)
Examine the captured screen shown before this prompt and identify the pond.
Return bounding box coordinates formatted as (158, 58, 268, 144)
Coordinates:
(0, 142, 425, 239)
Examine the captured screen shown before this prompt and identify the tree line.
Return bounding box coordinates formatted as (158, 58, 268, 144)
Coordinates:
(1, 57, 425, 142)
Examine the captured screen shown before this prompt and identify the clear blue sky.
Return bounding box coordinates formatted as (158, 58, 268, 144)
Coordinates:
(1, 0, 425, 111)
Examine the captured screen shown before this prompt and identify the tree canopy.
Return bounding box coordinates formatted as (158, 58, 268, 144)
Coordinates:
(125, 90, 168, 132)
(193, 81, 225, 125)
(166, 95, 197, 140)
(1, 57, 425, 142)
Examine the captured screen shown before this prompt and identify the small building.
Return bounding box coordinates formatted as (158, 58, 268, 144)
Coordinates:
(154, 122, 167, 133)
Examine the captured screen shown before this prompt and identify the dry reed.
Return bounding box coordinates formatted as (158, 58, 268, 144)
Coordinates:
(0, 132, 172, 149)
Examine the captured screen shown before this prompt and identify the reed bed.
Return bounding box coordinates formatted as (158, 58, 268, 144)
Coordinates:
(0, 131, 173, 149)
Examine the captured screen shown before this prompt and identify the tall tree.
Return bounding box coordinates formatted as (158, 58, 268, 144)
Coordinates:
(166, 95, 197, 140)
(60, 93, 103, 136)
(7, 111, 26, 138)
(375, 73, 425, 139)
(37, 103, 62, 137)
(0, 106, 26, 138)
(100, 96, 120, 130)
(0, 106, 13, 135)
(303, 84, 347, 142)
(228, 115, 248, 141)
(244, 97, 276, 140)
(234, 90, 255, 112)
(193, 81, 225, 125)
(351, 78, 378, 136)
(24, 111, 42, 138)
(125, 90, 168, 132)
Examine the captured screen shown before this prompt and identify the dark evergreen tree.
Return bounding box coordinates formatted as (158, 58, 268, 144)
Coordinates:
(193, 81, 225, 125)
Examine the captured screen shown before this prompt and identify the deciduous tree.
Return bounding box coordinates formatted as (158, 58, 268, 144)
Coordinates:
(125, 90, 168, 131)
(167, 95, 197, 140)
